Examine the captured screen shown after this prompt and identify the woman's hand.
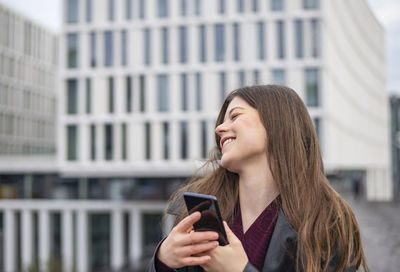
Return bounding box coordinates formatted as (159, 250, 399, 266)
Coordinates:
(157, 212, 220, 269)
(200, 222, 248, 272)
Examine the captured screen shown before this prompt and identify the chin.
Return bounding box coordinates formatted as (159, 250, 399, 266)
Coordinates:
(220, 156, 240, 174)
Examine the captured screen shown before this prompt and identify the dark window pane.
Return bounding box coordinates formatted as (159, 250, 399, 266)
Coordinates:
(104, 31, 114, 67)
(86, 78, 91, 114)
(252, 0, 258, 12)
(157, 74, 169, 112)
(305, 68, 319, 107)
(238, 70, 246, 87)
(86, 0, 92, 22)
(139, 0, 146, 19)
(144, 28, 151, 65)
(181, 0, 188, 16)
(237, 0, 244, 13)
(219, 0, 225, 14)
(201, 121, 207, 158)
(179, 26, 188, 63)
(295, 20, 304, 58)
(126, 76, 132, 113)
(90, 124, 96, 160)
(181, 73, 188, 111)
(104, 124, 113, 160)
(276, 20, 285, 59)
(163, 122, 169, 159)
(180, 121, 188, 159)
(67, 79, 78, 114)
(257, 21, 265, 60)
(311, 19, 320, 58)
(90, 214, 110, 271)
(199, 25, 207, 62)
(67, 33, 78, 68)
(161, 27, 169, 64)
(158, 0, 169, 18)
(219, 71, 226, 104)
(233, 23, 240, 61)
(195, 0, 201, 15)
(303, 0, 319, 9)
(215, 24, 225, 62)
(121, 30, 128, 66)
(90, 32, 96, 67)
(126, 0, 132, 19)
(108, 77, 114, 113)
(108, 0, 115, 21)
(140, 75, 146, 112)
(271, 0, 284, 11)
(272, 69, 285, 85)
(67, 0, 78, 23)
(67, 125, 77, 161)
(196, 73, 202, 111)
(122, 123, 127, 160)
(145, 122, 151, 160)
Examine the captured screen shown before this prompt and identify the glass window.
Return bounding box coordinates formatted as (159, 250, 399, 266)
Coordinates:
(272, 69, 285, 85)
(252, 0, 259, 12)
(86, 78, 91, 114)
(271, 0, 284, 11)
(257, 21, 266, 60)
(305, 68, 319, 107)
(67, 33, 78, 68)
(311, 19, 320, 58)
(67, 79, 78, 114)
(126, 0, 132, 20)
(238, 70, 246, 87)
(196, 72, 202, 111)
(161, 27, 169, 64)
(139, 0, 146, 19)
(108, 0, 115, 21)
(313, 118, 320, 141)
(181, 0, 188, 16)
(303, 0, 319, 9)
(294, 20, 304, 58)
(219, 71, 226, 104)
(126, 76, 132, 113)
(104, 124, 113, 160)
(86, 0, 92, 22)
(108, 77, 114, 113)
(144, 28, 151, 65)
(219, 0, 226, 14)
(195, 0, 201, 15)
(233, 23, 240, 61)
(145, 122, 151, 160)
(201, 121, 207, 158)
(90, 32, 96, 67)
(122, 123, 127, 160)
(215, 24, 225, 62)
(121, 30, 128, 66)
(67, 0, 78, 23)
(157, 74, 169, 112)
(140, 75, 146, 112)
(199, 25, 207, 63)
(179, 26, 188, 63)
(158, 0, 169, 18)
(253, 70, 260, 85)
(276, 20, 285, 59)
(180, 121, 188, 159)
(90, 124, 96, 160)
(67, 125, 77, 161)
(163, 122, 169, 160)
(181, 73, 188, 111)
(104, 31, 113, 67)
(237, 0, 244, 13)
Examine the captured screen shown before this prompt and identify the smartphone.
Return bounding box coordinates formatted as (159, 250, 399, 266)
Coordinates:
(183, 192, 229, 246)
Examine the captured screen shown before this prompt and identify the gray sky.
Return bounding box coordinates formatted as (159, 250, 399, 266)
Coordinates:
(0, 0, 398, 95)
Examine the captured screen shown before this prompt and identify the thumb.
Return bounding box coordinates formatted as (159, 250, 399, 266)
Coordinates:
(223, 221, 239, 243)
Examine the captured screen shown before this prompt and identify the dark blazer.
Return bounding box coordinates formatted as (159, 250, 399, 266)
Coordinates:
(146, 209, 355, 272)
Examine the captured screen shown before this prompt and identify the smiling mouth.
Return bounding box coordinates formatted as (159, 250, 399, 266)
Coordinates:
(221, 137, 235, 150)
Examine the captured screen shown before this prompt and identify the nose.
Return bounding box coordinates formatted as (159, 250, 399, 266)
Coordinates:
(215, 122, 228, 136)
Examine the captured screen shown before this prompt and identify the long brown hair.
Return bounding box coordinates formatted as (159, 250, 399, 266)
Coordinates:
(169, 85, 368, 272)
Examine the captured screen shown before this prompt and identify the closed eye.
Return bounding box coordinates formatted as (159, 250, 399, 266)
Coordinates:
(231, 113, 240, 120)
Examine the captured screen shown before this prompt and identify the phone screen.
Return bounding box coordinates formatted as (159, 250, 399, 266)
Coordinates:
(183, 192, 228, 246)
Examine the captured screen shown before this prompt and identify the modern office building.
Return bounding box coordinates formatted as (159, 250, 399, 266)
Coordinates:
(390, 94, 400, 200)
(0, 0, 391, 272)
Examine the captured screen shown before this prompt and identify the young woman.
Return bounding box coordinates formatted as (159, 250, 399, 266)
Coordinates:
(147, 85, 369, 272)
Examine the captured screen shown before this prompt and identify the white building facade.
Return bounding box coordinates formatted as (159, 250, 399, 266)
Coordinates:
(0, 0, 391, 272)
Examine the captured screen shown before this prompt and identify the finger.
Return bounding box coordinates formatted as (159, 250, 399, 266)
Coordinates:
(175, 212, 201, 233)
(178, 241, 219, 256)
(223, 221, 238, 242)
(186, 231, 219, 244)
(181, 255, 211, 267)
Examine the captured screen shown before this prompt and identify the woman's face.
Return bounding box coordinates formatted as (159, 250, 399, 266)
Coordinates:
(215, 96, 268, 173)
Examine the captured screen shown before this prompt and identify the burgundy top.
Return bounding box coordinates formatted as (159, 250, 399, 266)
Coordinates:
(155, 198, 281, 272)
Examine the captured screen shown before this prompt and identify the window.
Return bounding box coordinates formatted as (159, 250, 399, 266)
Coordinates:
(67, 125, 77, 161)
(237, 0, 244, 13)
(140, 75, 146, 112)
(90, 124, 96, 160)
(122, 123, 127, 160)
(253, 70, 260, 85)
(215, 24, 225, 62)
(276, 20, 285, 59)
(294, 20, 304, 58)
(121, 30, 128, 66)
(90, 32, 96, 67)
(181, 73, 188, 111)
(126, 0, 132, 19)
(104, 31, 113, 67)
(158, 0, 168, 18)
(145, 122, 151, 160)
(139, 0, 146, 19)
(219, 71, 226, 104)
(67, 0, 78, 23)
(104, 124, 113, 160)
(195, 0, 201, 15)
(233, 23, 240, 61)
(161, 27, 169, 64)
(196, 73, 202, 111)
(179, 26, 188, 63)
(219, 0, 226, 14)
(180, 121, 188, 159)
(238, 70, 246, 87)
(201, 121, 207, 158)
(305, 68, 319, 107)
(126, 76, 132, 113)
(67, 33, 78, 68)
(257, 22, 266, 60)
(86, 0, 92, 22)
(311, 19, 320, 58)
(163, 122, 169, 159)
(157, 74, 169, 112)
(86, 78, 91, 114)
(181, 0, 188, 16)
(67, 79, 78, 114)
(313, 118, 320, 140)
(252, 0, 259, 12)
(144, 28, 151, 65)
(303, 0, 319, 9)
(271, 0, 284, 11)
(108, 0, 115, 21)
(199, 25, 207, 63)
(272, 69, 285, 85)
(108, 77, 114, 113)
